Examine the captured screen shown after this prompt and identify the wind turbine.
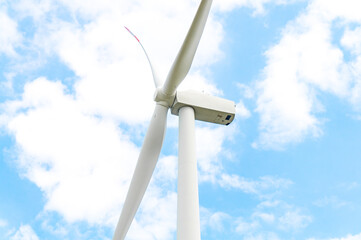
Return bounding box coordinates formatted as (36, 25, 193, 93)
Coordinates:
(113, 0, 235, 239)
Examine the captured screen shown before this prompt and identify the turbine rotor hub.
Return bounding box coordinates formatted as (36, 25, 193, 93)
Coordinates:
(153, 88, 176, 107)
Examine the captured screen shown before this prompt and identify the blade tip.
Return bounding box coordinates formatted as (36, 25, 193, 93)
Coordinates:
(124, 26, 140, 42)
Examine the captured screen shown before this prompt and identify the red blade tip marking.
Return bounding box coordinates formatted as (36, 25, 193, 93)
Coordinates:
(124, 26, 140, 42)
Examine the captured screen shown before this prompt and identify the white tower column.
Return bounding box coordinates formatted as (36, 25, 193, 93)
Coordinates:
(177, 106, 201, 240)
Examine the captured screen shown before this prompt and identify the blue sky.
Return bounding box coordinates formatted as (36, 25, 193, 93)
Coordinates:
(1, 0, 361, 239)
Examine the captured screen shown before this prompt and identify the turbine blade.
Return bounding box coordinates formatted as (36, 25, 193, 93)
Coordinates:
(124, 26, 162, 88)
(162, 0, 213, 96)
(113, 104, 168, 240)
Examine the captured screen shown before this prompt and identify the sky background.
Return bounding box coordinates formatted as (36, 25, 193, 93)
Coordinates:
(1, 0, 361, 239)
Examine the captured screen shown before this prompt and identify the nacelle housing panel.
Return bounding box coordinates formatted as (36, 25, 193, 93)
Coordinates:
(171, 90, 236, 125)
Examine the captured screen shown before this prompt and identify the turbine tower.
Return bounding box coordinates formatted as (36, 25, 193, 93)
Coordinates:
(114, 0, 235, 239)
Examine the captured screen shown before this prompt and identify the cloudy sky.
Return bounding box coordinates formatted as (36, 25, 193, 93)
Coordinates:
(1, 0, 361, 239)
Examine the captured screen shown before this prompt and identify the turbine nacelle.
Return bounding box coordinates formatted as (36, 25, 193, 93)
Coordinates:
(154, 88, 236, 125)
(172, 90, 235, 125)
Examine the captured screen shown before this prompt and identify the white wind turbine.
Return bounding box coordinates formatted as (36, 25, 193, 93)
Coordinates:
(113, 0, 235, 239)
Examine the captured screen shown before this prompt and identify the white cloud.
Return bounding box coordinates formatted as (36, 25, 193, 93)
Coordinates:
(313, 196, 350, 208)
(231, 201, 312, 238)
(199, 192, 310, 238)
(309, 0, 361, 23)
(235, 217, 259, 235)
(252, 212, 275, 224)
(214, 0, 303, 15)
(196, 125, 231, 183)
(256, 200, 312, 232)
(253, 0, 361, 149)
(38, 214, 68, 237)
(336, 182, 360, 191)
(1, 77, 180, 239)
(0, 8, 22, 56)
(27, 0, 224, 125)
(178, 71, 223, 96)
(154, 156, 178, 183)
(330, 233, 361, 240)
(238, 83, 255, 99)
(308, 232, 361, 240)
(236, 100, 251, 119)
(3, 78, 140, 225)
(127, 190, 177, 240)
(219, 174, 293, 197)
(341, 27, 361, 110)
(10, 225, 39, 240)
(278, 209, 312, 231)
(0, 219, 7, 228)
(342, 27, 361, 55)
(244, 232, 280, 240)
(11, 0, 52, 21)
(209, 212, 230, 232)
